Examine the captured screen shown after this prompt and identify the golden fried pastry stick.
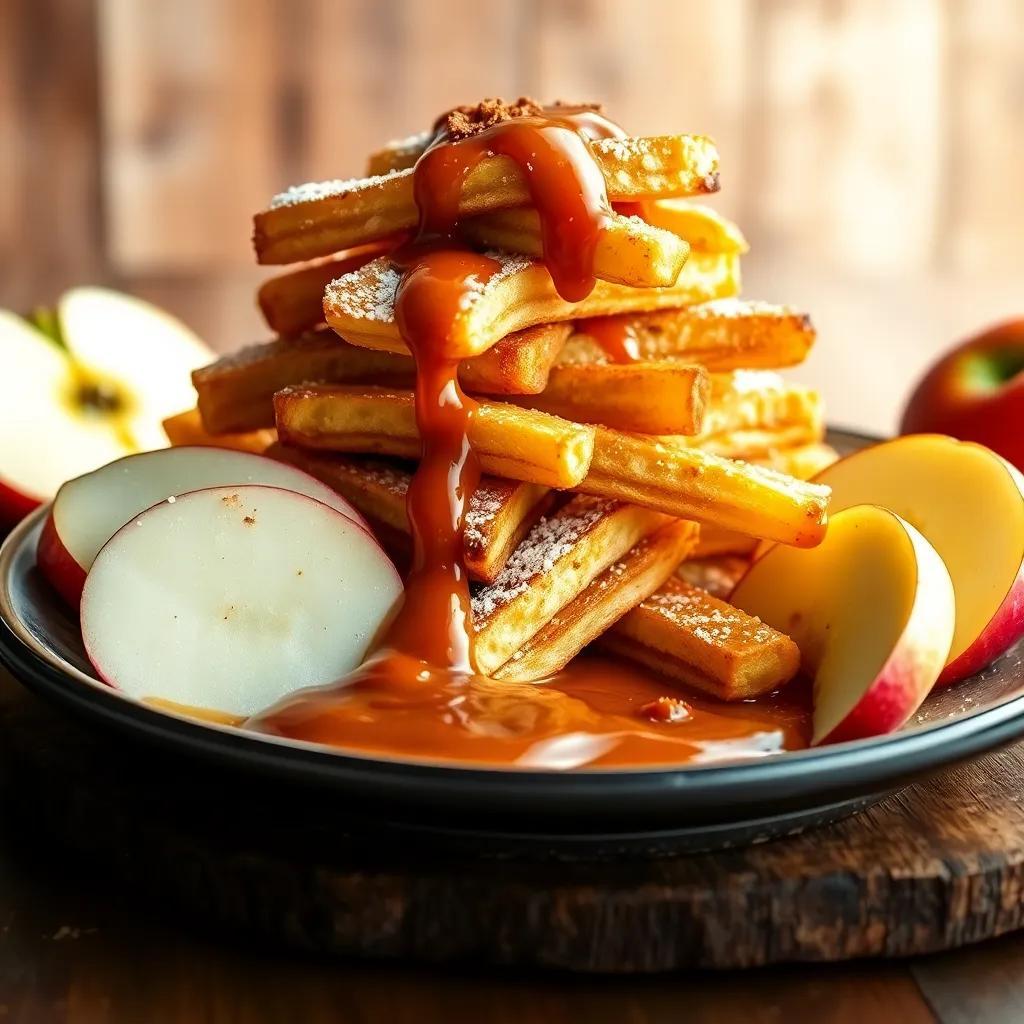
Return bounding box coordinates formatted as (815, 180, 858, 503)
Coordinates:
(269, 448, 553, 584)
(274, 385, 595, 489)
(703, 371, 824, 439)
(600, 577, 800, 700)
(689, 443, 839, 559)
(510, 361, 710, 435)
(579, 427, 830, 548)
(365, 131, 432, 176)
(254, 134, 720, 264)
(555, 300, 815, 372)
(259, 216, 687, 337)
(365, 140, 745, 256)
(325, 251, 740, 359)
(273, 385, 830, 547)
(162, 408, 276, 455)
(265, 446, 553, 584)
(461, 208, 690, 288)
(471, 496, 669, 674)
(194, 331, 410, 434)
(658, 374, 825, 459)
(630, 199, 748, 253)
(493, 520, 699, 682)
(257, 245, 391, 336)
(193, 324, 570, 434)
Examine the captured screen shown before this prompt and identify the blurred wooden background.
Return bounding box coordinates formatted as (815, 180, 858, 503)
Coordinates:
(1, 0, 1021, 432)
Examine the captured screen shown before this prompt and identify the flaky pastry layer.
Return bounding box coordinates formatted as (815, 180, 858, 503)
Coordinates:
(273, 384, 595, 489)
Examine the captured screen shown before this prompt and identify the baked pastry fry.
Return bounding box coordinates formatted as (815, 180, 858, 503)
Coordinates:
(254, 134, 720, 264)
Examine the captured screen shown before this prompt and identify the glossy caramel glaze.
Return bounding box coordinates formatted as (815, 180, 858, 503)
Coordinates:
(253, 653, 809, 769)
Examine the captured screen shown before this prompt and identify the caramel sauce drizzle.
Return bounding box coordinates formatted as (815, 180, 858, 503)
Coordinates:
(248, 107, 810, 768)
(575, 313, 643, 363)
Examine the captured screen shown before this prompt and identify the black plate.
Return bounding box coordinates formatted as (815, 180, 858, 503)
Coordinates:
(2, 429, 1024, 856)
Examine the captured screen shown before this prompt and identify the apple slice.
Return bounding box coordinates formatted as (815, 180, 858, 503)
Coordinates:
(81, 485, 402, 718)
(0, 311, 132, 527)
(731, 505, 955, 745)
(58, 287, 213, 453)
(814, 434, 1024, 684)
(38, 446, 369, 606)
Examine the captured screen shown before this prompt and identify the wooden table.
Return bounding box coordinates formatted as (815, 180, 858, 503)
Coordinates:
(1, 670, 1024, 1021)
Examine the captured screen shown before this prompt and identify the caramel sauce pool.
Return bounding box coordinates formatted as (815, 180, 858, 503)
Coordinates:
(248, 106, 811, 769)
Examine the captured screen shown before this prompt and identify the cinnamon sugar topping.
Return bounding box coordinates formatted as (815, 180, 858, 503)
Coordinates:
(440, 97, 602, 141)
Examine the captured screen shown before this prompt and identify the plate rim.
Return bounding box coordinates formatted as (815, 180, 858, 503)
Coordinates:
(4, 432, 1024, 832)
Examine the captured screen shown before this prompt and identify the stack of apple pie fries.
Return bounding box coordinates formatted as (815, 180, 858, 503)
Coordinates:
(171, 114, 837, 704)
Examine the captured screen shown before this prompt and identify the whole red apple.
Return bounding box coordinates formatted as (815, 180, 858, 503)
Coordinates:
(901, 320, 1024, 471)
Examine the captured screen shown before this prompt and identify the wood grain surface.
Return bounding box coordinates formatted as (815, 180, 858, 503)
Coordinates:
(6, 668, 1024, 1021)
(6, 668, 1024, 977)
(2, 0, 1022, 435)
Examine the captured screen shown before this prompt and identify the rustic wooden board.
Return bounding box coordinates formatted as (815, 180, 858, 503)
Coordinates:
(5, 683, 1024, 973)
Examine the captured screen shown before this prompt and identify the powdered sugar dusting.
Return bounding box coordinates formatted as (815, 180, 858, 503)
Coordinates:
(471, 497, 614, 621)
(643, 580, 777, 648)
(326, 252, 532, 324)
(727, 370, 785, 395)
(383, 130, 431, 155)
(464, 483, 509, 554)
(346, 459, 411, 498)
(693, 298, 797, 319)
(325, 260, 401, 322)
(269, 169, 409, 209)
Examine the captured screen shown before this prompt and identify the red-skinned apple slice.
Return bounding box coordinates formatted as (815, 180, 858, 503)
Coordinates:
(81, 485, 402, 718)
(38, 446, 369, 606)
(731, 505, 955, 745)
(813, 434, 1024, 684)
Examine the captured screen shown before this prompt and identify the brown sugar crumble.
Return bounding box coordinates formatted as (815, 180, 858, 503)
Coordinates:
(640, 696, 692, 724)
(440, 97, 602, 141)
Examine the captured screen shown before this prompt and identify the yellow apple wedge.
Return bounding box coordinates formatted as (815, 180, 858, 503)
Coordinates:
(813, 434, 1024, 684)
(731, 505, 955, 745)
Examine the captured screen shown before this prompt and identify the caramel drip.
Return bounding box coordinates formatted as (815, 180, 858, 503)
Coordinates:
(382, 247, 488, 670)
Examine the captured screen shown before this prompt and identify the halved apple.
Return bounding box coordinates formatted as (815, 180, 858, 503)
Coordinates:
(38, 446, 368, 606)
(814, 434, 1024, 684)
(731, 505, 955, 744)
(81, 485, 402, 717)
(57, 287, 213, 454)
(1, 311, 130, 527)
(0, 290, 213, 527)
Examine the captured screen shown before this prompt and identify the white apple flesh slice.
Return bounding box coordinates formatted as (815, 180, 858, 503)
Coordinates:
(731, 505, 955, 745)
(81, 485, 402, 718)
(58, 287, 213, 453)
(814, 434, 1024, 684)
(38, 446, 369, 606)
(0, 311, 130, 526)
